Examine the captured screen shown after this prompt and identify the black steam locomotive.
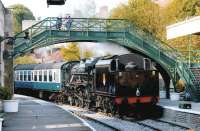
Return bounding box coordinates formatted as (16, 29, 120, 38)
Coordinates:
(14, 53, 159, 116)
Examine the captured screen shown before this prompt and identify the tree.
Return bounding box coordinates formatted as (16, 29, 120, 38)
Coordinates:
(110, 0, 200, 61)
(111, 0, 162, 39)
(61, 43, 94, 61)
(163, 0, 200, 60)
(162, 0, 200, 31)
(14, 55, 37, 64)
(83, 50, 93, 58)
(61, 43, 81, 61)
(9, 4, 35, 34)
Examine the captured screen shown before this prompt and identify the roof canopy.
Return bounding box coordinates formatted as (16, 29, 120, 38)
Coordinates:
(166, 16, 200, 39)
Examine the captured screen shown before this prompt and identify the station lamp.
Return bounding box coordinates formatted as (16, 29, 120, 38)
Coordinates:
(1, 31, 30, 59)
(47, 0, 66, 6)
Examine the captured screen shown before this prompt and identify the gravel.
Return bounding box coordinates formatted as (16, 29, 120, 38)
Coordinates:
(58, 105, 157, 131)
(139, 119, 188, 131)
(84, 119, 113, 131)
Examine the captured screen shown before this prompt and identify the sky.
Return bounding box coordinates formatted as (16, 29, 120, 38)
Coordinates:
(0, 0, 168, 58)
(1, 0, 128, 19)
(1, 0, 130, 57)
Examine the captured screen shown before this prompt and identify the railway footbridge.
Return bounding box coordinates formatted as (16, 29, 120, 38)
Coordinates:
(10, 17, 200, 101)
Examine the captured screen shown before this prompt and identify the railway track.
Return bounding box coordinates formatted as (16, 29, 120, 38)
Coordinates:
(59, 105, 194, 131)
(132, 121, 161, 131)
(70, 110, 120, 131)
(60, 104, 193, 131)
(69, 109, 162, 131)
(153, 119, 191, 130)
(124, 117, 192, 131)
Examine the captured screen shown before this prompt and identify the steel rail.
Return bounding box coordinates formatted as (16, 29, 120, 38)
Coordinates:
(70, 110, 120, 131)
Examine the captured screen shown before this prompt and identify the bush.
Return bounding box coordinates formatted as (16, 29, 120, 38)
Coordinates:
(0, 87, 12, 100)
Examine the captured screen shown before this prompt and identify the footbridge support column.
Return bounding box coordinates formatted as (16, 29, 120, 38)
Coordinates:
(155, 64, 171, 99)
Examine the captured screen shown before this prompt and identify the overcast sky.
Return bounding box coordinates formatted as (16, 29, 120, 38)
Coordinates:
(2, 0, 128, 19)
(1, 0, 130, 56)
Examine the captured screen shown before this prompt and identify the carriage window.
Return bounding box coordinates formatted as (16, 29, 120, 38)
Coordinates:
(17, 71, 19, 81)
(28, 71, 31, 81)
(54, 72, 56, 81)
(20, 71, 23, 81)
(14, 71, 16, 80)
(18, 71, 20, 81)
(15, 71, 17, 81)
(54, 71, 60, 82)
(39, 71, 42, 81)
(34, 71, 37, 81)
(15, 71, 17, 80)
(49, 70, 52, 82)
(32, 72, 34, 81)
(16, 71, 20, 81)
(44, 71, 47, 81)
(24, 71, 27, 81)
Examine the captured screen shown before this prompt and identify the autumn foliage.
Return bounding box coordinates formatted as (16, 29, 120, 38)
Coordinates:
(111, 0, 200, 61)
(61, 43, 93, 61)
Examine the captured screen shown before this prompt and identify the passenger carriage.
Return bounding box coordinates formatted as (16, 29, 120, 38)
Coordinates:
(14, 61, 78, 98)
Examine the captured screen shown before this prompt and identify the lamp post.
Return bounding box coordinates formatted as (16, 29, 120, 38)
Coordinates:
(0, 33, 14, 95)
(0, 32, 29, 59)
(47, 0, 66, 7)
(0, 33, 15, 59)
(0, 32, 30, 96)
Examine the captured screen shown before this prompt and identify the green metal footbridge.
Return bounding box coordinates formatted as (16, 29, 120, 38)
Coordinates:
(13, 17, 200, 101)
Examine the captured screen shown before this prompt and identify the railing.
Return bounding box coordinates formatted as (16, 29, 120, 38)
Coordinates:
(14, 17, 129, 48)
(126, 21, 184, 62)
(13, 17, 200, 100)
(13, 17, 188, 73)
(13, 17, 199, 65)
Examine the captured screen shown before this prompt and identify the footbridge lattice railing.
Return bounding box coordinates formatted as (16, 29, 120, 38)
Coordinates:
(13, 17, 200, 101)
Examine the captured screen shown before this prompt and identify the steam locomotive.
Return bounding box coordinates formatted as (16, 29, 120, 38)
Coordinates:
(14, 53, 159, 116)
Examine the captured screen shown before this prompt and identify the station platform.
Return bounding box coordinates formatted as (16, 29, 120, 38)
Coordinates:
(159, 98, 200, 115)
(158, 98, 200, 129)
(2, 95, 92, 131)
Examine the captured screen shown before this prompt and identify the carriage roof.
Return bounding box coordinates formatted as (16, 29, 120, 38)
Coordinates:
(14, 62, 66, 70)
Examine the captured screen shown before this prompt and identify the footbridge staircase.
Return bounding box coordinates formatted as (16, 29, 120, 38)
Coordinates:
(13, 17, 200, 101)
